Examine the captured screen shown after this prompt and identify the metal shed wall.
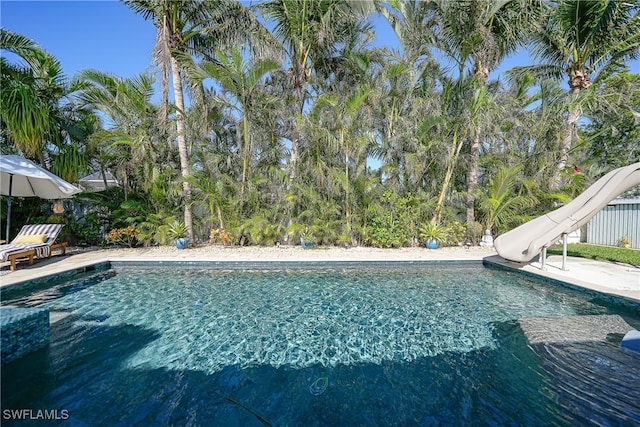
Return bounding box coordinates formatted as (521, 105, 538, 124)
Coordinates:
(587, 200, 640, 249)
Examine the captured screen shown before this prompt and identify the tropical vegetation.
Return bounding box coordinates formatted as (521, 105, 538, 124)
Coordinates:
(1, 0, 638, 248)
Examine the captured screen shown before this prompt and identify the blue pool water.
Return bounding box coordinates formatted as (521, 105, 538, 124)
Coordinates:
(2, 263, 639, 426)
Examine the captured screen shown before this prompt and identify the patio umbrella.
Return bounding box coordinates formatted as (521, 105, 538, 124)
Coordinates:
(0, 154, 82, 241)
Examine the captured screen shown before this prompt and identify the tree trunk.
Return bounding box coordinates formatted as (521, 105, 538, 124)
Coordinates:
(553, 87, 581, 189)
(170, 56, 194, 241)
(240, 112, 250, 207)
(217, 204, 225, 230)
(553, 64, 590, 189)
(287, 85, 305, 190)
(467, 62, 489, 223)
(433, 130, 463, 224)
(342, 129, 351, 239)
(466, 134, 480, 223)
(282, 121, 300, 244)
(283, 83, 304, 243)
(287, 131, 299, 188)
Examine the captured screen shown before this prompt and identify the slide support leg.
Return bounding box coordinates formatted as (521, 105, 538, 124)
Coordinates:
(562, 233, 568, 271)
(541, 247, 547, 270)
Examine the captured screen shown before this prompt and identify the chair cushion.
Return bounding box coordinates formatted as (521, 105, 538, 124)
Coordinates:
(13, 234, 48, 244)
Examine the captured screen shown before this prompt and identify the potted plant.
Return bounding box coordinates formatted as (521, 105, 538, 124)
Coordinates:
(420, 222, 446, 249)
(167, 220, 189, 249)
(299, 226, 316, 249)
(619, 236, 631, 249)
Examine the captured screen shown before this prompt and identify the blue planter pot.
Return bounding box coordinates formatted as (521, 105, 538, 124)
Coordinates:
(425, 239, 439, 250)
(300, 238, 315, 249)
(175, 238, 188, 249)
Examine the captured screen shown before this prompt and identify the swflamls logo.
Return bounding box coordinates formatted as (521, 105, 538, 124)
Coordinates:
(2, 409, 69, 420)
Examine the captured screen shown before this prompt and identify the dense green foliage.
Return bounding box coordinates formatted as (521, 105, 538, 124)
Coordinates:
(1, 1, 638, 247)
(548, 244, 640, 266)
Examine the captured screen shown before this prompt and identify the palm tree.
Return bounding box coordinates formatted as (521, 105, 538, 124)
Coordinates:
(76, 70, 162, 199)
(123, 0, 261, 240)
(259, 0, 374, 197)
(1, 29, 91, 181)
(428, 0, 546, 222)
(421, 76, 489, 224)
(198, 48, 278, 206)
(377, 0, 437, 65)
(311, 87, 370, 241)
(0, 29, 53, 158)
(511, 0, 639, 187)
(582, 72, 640, 170)
(476, 165, 537, 234)
(374, 1, 442, 196)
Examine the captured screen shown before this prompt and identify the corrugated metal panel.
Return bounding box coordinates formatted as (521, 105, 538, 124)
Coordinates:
(608, 198, 640, 205)
(587, 203, 640, 248)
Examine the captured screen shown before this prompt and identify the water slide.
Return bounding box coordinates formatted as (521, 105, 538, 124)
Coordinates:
(494, 162, 640, 263)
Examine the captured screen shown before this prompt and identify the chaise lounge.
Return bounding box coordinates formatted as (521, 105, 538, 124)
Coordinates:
(0, 224, 67, 271)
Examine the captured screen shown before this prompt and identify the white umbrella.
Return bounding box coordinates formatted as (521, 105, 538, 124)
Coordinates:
(0, 154, 82, 240)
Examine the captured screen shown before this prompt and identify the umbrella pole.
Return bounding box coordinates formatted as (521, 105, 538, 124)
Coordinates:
(5, 174, 12, 242)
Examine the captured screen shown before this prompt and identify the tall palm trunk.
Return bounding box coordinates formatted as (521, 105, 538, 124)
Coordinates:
(286, 84, 305, 191)
(283, 85, 304, 243)
(553, 86, 582, 188)
(433, 129, 463, 224)
(341, 129, 351, 239)
(283, 126, 300, 242)
(466, 64, 489, 223)
(287, 129, 300, 188)
(240, 113, 250, 206)
(466, 134, 481, 223)
(170, 56, 194, 240)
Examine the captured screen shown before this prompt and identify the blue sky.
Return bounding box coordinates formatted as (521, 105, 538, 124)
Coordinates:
(1, 0, 156, 78)
(1, 1, 636, 88)
(2, 0, 537, 82)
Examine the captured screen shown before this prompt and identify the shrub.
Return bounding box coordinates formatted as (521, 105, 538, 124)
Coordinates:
(443, 221, 466, 246)
(618, 236, 630, 248)
(365, 191, 419, 248)
(210, 228, 233, 245)
(45, 214, 65, 224)
(237, 215, 281, 245)
(366, 213, 407, 248)
(105, 226, 139, 248)
(135, 222, 160, 247)
(465, 221, 484, 246)
(65, 219, 103, 247)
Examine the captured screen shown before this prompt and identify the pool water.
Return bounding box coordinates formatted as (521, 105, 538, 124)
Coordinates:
(2, 263, 639, 426)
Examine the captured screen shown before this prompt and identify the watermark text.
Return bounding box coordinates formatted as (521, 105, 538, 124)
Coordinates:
(3, 409, 69, 421)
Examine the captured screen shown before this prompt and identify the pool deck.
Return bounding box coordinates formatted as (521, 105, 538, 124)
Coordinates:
(1, 245, 638, 303)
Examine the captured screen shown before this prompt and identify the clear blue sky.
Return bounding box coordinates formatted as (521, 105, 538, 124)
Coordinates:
(1, 1, 636, 87)
(1, 0, 533, 81)
(1, 0, 156, 78)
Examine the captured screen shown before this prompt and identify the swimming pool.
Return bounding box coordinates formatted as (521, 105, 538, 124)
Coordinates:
(2, 262, 639, 425)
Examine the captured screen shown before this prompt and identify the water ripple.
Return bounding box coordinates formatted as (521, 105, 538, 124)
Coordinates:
(38, 266, 605, 374)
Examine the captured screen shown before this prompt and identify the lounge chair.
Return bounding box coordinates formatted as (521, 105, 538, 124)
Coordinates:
(0, 224, 67, 271)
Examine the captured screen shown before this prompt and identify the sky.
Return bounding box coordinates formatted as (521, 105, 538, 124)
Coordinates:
(1, 0, 157, 79)
(1, 1, 637, 91)
(2, 0, 538, 83)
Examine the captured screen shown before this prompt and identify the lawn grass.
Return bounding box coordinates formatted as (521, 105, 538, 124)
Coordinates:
(548, 243, 640, 266)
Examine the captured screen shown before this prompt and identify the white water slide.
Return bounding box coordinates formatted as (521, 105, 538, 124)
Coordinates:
(494, 162, 640, 263)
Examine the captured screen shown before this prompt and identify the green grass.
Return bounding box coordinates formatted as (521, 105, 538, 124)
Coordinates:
(547, 243, 640, 266)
